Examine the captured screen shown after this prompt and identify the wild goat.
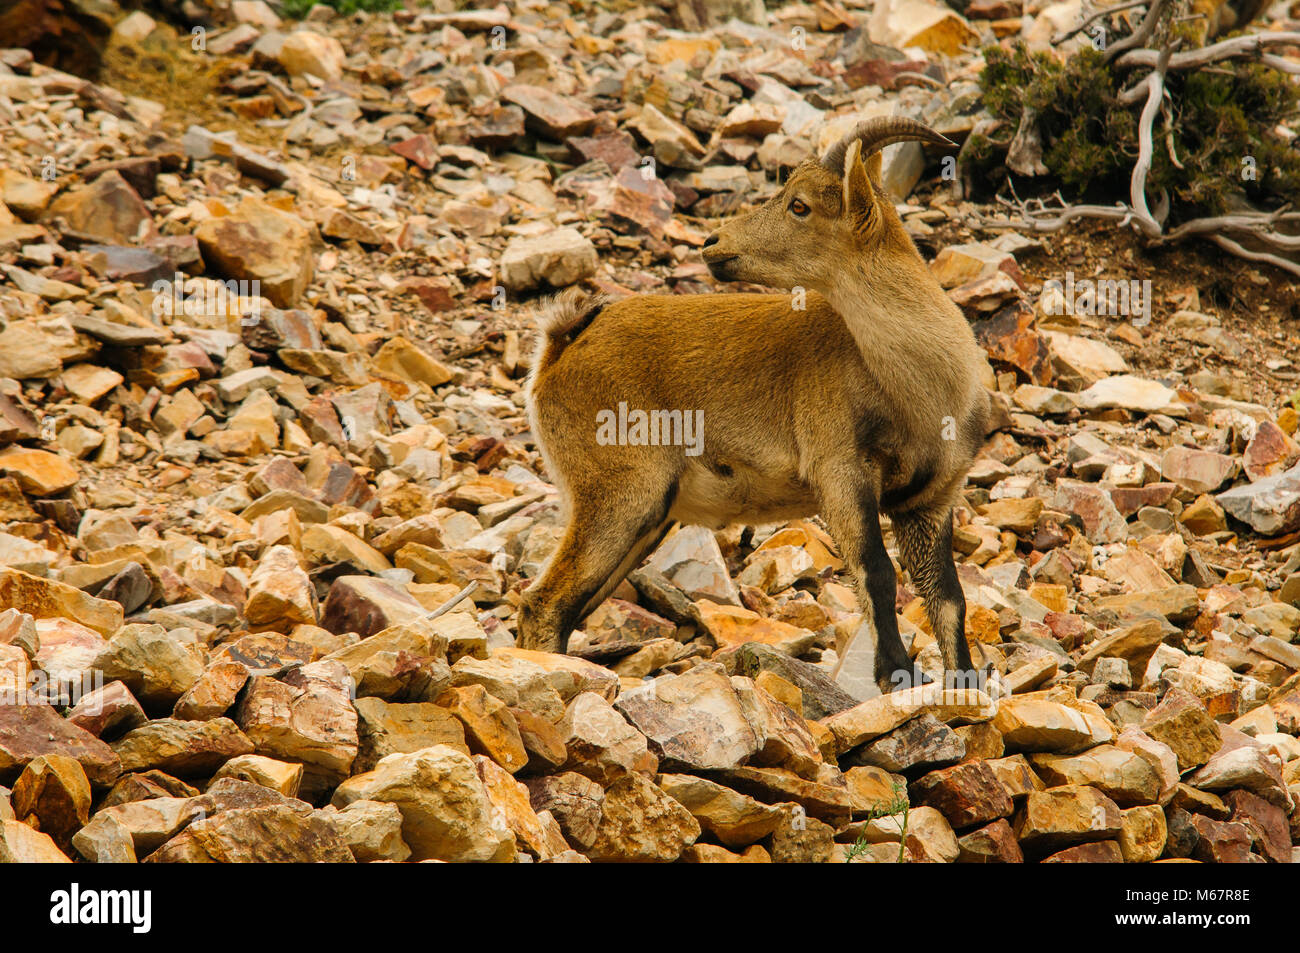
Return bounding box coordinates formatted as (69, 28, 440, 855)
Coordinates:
(518, 117, 990, 694)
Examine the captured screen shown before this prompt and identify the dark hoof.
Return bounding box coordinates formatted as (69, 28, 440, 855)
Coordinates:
(877, 666, 932, 695)
(941, 668, 989, 692)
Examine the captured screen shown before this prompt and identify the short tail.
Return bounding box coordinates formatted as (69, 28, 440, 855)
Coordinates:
(530, 287, 608, 376)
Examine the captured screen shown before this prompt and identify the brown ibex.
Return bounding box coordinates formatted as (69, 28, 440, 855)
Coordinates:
(517, 117, 990, 694)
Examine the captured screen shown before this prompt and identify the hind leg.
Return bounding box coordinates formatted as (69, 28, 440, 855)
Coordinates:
(518, 487, 675, 654)
(893, 504, 981, 689)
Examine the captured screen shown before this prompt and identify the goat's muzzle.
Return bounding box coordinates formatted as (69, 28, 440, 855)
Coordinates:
(701, 233, 738, 280)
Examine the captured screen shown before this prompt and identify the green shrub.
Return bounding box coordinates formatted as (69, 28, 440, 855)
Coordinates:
(281, 0, 406, 18)
(978, 41, 1300, 219)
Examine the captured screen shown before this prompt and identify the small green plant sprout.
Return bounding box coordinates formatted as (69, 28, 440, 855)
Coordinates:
(844, 781, 911, 864)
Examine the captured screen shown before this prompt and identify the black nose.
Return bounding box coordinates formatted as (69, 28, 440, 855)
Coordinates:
(703, 234, 719, 248)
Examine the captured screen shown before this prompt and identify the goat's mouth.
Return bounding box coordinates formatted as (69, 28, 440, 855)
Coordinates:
(704, 255, 738, 280)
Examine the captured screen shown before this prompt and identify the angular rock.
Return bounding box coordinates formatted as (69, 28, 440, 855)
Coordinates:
(656, 773, 783, 848)
(9, 754, 91, 853)
(910, 759, 1014, 828)
(150, 805, 354, 863)
(848, 712, 966, 773)
(194, 198, 313, 308)
(66, 680, 149, 740)
(557, 690, 653, 785)
(613, 667, 760, 771)
(332, 745, 515, 863)
(1029, 745, 1161, 806)
(111, 718, 253, 778)
(436, 684, 528, 774)
(1013, 785, 1123, 853)
(525, 772, 605, 852)
(499, 228, 597, 293)
(209, 754, 303, 797)
(0, 819, 71, 862)
(92, 624, 204, 709)
(0, 702, 120, 786)
(1216, 462, 1300, 536)
(172, 661, 250, 722)
(587, 772, 699, 862)
(0, 567, 122, 636)
(501, 84, 596, 139)
(354, 696, 467, 772)
(233, 661, 358, 788)
(328, 799, 411, 862)
(319, 575, 427, 638)
(243, 544, 317, 631)
(1141, 688, 1222, 771)
(956, 818, 1024, 863)
(992, 696, 1113, 753)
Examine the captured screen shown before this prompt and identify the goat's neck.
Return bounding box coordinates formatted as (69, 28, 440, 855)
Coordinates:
(823, 256, 976, 423)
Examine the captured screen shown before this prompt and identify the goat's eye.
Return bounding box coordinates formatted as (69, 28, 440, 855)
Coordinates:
(788, 199, 810, 217)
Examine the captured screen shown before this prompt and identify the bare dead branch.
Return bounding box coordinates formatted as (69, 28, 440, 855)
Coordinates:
(892, 71, 944, 89)
(1117, 74, 1153, 106)
(1114, 32, 1300, 70)
(1163, 209, 1300, 249)
(1207, 234, 1300, 277)
(1007, 106, 1049, 177)
(1260, 53, 1300, 75)
(1162, 101, 1184, 170)
(1128, 43, 1174, 238)
(1105, 0, 1171, 62)
(1052, 0, 1151, 45)
(979, 196, 1300, 271)
(425, 582, 479, 620)
(973, 202, 1132, 232)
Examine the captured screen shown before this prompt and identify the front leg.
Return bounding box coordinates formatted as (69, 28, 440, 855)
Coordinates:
(813, 464, 926, 695)
(892, 504, 979, 688)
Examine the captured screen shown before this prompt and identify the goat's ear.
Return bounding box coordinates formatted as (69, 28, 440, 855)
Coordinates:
(864, 148, 883, 184)
(840, 139, 877, 233)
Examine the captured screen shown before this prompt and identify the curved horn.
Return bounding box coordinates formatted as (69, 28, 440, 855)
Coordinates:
(820, 117, 955, 173)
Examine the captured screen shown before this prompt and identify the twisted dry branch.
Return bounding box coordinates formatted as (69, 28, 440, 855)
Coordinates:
(1051, 0, 1152, 46)
(1114, 31, 1300, 71)
(975, 200, 1300, 275)
(1208, 234, 1300, 277)
(1127, 42, 1175, 238)
(1104, 0, 1172, 62)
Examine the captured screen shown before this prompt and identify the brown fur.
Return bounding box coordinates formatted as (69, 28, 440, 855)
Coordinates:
(520, 119, 989, 694)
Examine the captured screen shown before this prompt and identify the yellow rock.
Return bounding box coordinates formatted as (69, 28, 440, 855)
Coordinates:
(993, 695, 1110, 752)
(474, 754, 560, 859)
(754, 671, 802, 716)
(0, 447, 78, 496)
(1028, 583, 1068, 613)
(438, 685, 528, 775)
(694, 600, 817, 654)
(0, 567, 122, 637)
(648, 36, 720, 65)
(979, 497, 1044, 535)
(0, 819, 72, 862)
(372, 336, 455, 387)
(301, 524, 391, 575)
(1118, 804, 1168, 862)
(870, 0, 980, 55)
(210, 753, 304, 797)
(754, 520, 842, 572)
(680, 843, 770, 862)
(966, 604, 1002, 644)
(822, 685, 997, 754)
